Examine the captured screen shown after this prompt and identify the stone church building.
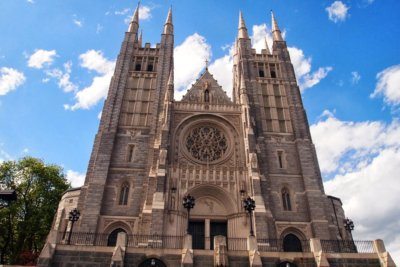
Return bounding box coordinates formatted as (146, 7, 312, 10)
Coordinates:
(38, 4, 395, 267)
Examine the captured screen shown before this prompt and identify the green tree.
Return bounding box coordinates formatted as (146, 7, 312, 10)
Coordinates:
(0, 157, 70, 265)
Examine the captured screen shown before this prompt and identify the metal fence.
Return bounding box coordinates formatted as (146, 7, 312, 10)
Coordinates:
(320, 240, 375, 253)
(60, 232, 375, 254)
(61, 232, 109, 246)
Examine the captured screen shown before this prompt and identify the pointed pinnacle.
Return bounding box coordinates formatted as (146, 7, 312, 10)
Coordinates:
(167, 68, 174, 86)
(271, 10, 283, 41)
(128, 2, 140, 33)
(265, 37, 271, 54)
(163, 7, 174, 34)
(238, 11, 249, 39)
(138, 30, 143, 45)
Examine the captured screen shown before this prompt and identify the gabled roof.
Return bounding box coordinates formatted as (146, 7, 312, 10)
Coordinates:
(180, 69, 232, 105)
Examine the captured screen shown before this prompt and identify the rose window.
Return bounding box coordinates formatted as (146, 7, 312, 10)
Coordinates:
(185, 126, 228, 162)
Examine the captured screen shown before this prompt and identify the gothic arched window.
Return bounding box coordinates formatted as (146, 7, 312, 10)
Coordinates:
(282, 188, 291, 211)
(119, 183, 130, 205)
(204, 90, 210, 102)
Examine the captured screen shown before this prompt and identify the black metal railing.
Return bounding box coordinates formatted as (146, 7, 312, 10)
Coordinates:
(60, 232, 375, 254)
(257, 239, 311, 252)
(321, 240, 374, 253)
(61, 232, 109, 246)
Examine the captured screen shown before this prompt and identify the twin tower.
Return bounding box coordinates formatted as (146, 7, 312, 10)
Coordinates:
(39, 4, 393, 267)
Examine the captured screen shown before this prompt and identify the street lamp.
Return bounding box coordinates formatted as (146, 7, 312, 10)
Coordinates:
(344, 218, 354, 233)
(67, 208, 80, 245)
(243, 196, 256, 236)
(182, 194, 195, 234)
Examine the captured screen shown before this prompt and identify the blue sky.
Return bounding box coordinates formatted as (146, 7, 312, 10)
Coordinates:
(0, 0, 399, 263)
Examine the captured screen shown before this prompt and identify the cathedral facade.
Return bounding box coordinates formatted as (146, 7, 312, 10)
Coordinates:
(38, 5, 395, 267)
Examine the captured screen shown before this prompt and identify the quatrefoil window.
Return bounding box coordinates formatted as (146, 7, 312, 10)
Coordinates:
(185, 126, 228, 162)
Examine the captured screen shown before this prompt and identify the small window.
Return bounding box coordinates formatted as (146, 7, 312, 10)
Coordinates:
(127, 145, 135, 162)
(135, 64, 141, 71)
(259, 70, 265, 77)
(278, 151, 284, 169)
(147, 64, 153, 72)
(119, 183, 130, 205)
(270, 70, 277, 78)
(282, 188, 291, 211)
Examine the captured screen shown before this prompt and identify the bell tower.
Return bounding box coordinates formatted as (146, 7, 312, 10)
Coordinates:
(76, 5, 174, 235)
(233, 11, 346, 240)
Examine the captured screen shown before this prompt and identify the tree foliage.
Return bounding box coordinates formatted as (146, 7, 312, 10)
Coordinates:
(0, 157, 70, 265)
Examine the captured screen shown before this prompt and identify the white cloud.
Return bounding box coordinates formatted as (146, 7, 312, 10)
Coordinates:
(65, 50, 115, 110)
(251, 23, 273, 53)
(27, 49, 57, 69)
(371, 64, 400, 106)
(79, 49, 115, 75)
(311, 112, 400, 264)
(27, 0, 35, 4)
(326, 1, 350, 23)
(288, 47, 333, 91)
(45, 61, 77, 93)
(174, 33, 211, 100)
(351, 71, 361, 84)
(139, 6, 152, 21)
(310, 111, 395, 174)
(66, 170, 85, 187)
(209, 54, 233, 98)
(0, 67, 26, 96)
(72, 15, 83, 27)
(115, 8, 130, 16)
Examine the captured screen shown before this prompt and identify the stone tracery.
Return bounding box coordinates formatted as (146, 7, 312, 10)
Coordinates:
(185, 126, 228, 162)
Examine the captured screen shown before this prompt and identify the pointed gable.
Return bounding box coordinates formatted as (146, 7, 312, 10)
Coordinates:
(181, 70, 233, 105)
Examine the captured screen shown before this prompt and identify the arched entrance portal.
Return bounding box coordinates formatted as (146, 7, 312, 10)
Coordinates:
(186, 185, 237, 250)
(138, 258, 167, 267)
(282, 234, 303, 252)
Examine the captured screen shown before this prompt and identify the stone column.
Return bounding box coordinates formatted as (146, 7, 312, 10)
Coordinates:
(247, 235, 262, 267)
(373, 239, 396, 267)
(205, 219, 210, 250)
(309, 238, 329, 267)
(181, 234, 193, 267)
(110, 232, 127, 267)
(214, 235, 229, 267)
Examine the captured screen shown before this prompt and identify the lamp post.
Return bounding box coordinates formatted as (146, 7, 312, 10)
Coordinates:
(67, 208, 80, 245)
(243, 196, 256, 236)
(344, 218, 354, 232)
(182, 194, 195, 234)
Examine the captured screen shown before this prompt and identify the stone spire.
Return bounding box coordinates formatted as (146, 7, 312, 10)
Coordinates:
(163, 7, 173, 35)
(238, 11, 249, 39)
(128, 2, 140, 33)
(265, 37, 271, 54)
(271, 10, 283, 41)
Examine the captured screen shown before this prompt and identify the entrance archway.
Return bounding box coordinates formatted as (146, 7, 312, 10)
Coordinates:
(282, 234, 303, 252)
(138, 258, 167, 267)
(107, 228, 126, 247)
